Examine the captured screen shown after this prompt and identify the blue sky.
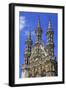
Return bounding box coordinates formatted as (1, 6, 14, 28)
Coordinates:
(19, 11, 58, 78)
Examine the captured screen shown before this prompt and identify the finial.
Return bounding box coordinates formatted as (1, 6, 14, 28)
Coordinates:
(28, 31, 31, 39)
(48, 19, 52, 30)
(38, 17, 40, 27)
(28, 29, 31, 40)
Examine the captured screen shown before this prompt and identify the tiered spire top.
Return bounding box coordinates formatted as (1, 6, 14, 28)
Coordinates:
(25, 30, 32, 46)
(48, 20, 52, 30)
(28, 31, 31, 40)
(35, 18, 42, 42)
(37, 18, 41, 28)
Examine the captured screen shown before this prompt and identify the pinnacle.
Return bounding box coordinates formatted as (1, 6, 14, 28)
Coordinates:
(38, 18, 41, 27)
(48, 20, 52, 29)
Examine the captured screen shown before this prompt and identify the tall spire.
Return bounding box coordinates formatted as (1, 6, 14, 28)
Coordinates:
(35, 18, 42, 42)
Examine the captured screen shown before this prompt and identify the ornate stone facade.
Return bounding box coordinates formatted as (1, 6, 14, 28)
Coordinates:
(22, 19, 57, 78)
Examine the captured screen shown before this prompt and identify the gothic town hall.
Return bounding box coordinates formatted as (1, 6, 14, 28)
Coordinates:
(22, 19, 57, 78)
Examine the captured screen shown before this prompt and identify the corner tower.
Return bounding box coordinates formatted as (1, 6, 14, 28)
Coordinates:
(22, 32, 32, 78)
(46, 20, 54, 57)
(24, 31, 32, 64)
(45, 20, 57, 76)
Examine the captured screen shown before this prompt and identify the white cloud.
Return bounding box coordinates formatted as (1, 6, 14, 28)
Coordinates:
(19, 16, 26, 30)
